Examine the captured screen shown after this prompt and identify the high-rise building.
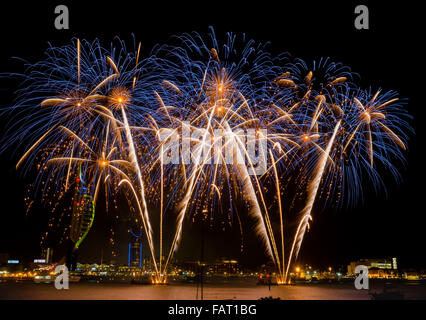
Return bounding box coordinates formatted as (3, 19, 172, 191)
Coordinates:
(209, 259, 241, 275)
(70, 183, 95, 249)
(67, 174, 95, 271)
(347, 258, 398, 275)
(128, 242, 142, 267)
(128, 228, 142, 268)
(392, 257, 398, 270)
(40, 247, 53, 264)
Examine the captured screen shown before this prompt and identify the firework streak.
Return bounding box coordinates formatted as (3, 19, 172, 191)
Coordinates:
(1, 28, 412, 283)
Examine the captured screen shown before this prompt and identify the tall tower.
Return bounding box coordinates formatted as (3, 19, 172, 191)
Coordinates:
(128, 228, 142, 268)
(392, 257, 398, 270)
(70, 183, 95, 249)
(40, 247, 53, 264)
(67, 172, 95, 270)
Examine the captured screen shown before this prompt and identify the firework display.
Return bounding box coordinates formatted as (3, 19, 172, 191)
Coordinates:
(1, 28, 412, 284)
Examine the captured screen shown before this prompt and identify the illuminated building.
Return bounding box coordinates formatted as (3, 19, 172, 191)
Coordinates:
(347, 258, 398, 276)
(404, 272, 420, 280)
(128, 228, 143, 268)
(67, 174, 95, 270)
(174, 259, 241, 276)
(367, 267, 398, 279)
(129, 242, 142, 268)
(40, 247, 53, 264)
(210, 259, 241, 275)
(70, 186, 95, 248)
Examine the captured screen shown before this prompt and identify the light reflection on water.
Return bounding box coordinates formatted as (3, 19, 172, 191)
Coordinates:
(1, 279, 425, 300)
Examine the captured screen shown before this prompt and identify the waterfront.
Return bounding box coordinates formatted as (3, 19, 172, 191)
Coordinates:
(1, 278, 426, 300)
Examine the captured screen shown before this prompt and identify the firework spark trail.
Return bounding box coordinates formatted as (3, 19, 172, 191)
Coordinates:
(227, 123, 275, 261)
(4, 38, 164, 278)
(120, 107, 159, 274)
(1, 31, 413, 283)
(162, 102, 218, 272)
(147, 29, 298, 274)
(270, 148, 285, 282)
(160, 144, 164, 274)
(285, 120, 341, 281)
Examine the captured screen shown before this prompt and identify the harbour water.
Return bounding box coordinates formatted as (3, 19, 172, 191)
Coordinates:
(1, 278, 426, 300)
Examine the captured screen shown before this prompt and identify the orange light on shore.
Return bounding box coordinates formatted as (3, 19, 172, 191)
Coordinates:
(151, 274, 168, 285)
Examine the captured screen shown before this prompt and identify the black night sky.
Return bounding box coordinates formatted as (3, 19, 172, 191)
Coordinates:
(0, 1, 424, 270)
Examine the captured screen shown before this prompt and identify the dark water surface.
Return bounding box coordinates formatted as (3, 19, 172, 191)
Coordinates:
(1, 278, 426, 300)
